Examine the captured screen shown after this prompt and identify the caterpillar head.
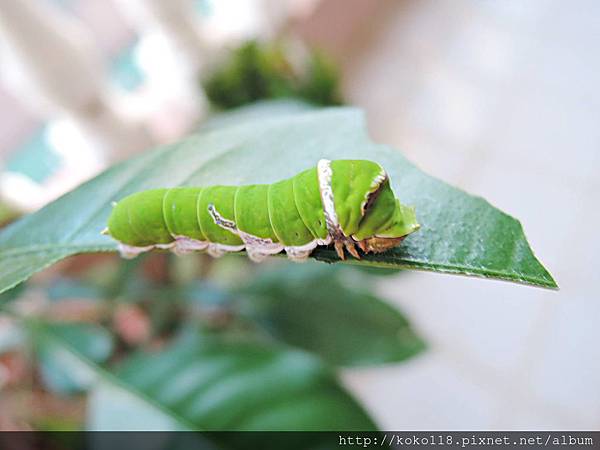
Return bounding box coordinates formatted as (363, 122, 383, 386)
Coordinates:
(326, 160, 420, 255)
(355, 178, 419, 253)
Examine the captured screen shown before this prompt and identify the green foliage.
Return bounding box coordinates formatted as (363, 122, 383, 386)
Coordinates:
(0, 104, 556, 295)
(235, 262, 425, 366)
(203, 41, 343, 109)
(94, 331, 376, 433)
(27, 319, 375, 436)
(0, 282, 25, 306)
(2, 242, 424, 431)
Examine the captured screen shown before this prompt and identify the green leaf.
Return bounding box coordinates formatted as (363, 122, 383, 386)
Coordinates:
(94, 333, 376, 433)
(0, 105, 557, 293)
(32, 322, 114, 394)
(237, 262, 425, 367)
(0, 282, 25, 306)
(202, 40, 342, 110)
(30, 325, 375, 435)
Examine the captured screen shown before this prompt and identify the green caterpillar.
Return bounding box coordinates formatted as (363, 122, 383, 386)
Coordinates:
(104, 159, 420, 262)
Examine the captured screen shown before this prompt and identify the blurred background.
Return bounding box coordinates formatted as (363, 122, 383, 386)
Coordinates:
(0, 0, 598, 432)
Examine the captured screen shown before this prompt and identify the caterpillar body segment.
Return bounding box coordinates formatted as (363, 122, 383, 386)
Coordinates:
(105, 159, 420, 262)
(292, 168, 330, 242)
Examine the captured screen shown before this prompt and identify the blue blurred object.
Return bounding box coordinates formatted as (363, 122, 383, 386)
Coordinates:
(5, 126, 61, 183)
(196, 0, 212, 16)
(110, 41, 145, 92)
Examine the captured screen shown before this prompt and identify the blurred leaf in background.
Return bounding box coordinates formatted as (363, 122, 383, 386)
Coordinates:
(34, 322, 114, 395)
(91, 331, 376, 433)
(203, 40, 343, 109)
(2, 243, 424, 433)
(0, 283, 25, 307)
(234, 262, 425, 367)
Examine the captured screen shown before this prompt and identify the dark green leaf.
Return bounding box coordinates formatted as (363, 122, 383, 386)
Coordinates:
(95, 333, 376, 433)
(0, 105, 557, 294)
(0, 282, 26, 306)
(237, 262, 425, 367)
(202, 40, 342, 110)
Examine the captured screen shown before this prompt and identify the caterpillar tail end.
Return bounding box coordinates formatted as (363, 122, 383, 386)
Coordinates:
(100, 227, 110, 236)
